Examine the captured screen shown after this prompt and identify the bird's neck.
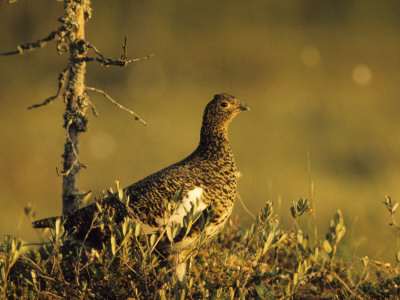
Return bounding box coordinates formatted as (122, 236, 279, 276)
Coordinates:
(197, 124, 232, 159)
(200, 123, 228, 143)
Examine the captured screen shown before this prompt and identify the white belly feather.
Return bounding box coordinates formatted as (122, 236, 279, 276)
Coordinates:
(168, 187, 205, 225)
(134, 187, 205, 235)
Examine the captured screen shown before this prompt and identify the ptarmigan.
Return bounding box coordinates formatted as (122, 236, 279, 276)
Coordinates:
(33, 93, 249, 282)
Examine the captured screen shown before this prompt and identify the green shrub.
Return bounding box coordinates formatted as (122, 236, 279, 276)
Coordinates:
(1, 191, 400, 299)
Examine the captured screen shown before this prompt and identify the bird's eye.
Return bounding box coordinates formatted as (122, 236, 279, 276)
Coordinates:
(220, 102, 228, 108)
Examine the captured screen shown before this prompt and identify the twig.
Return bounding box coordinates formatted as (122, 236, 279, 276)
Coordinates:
(121, 36, 128, 60)
(21, 255, 46, 273)
(134, 234, 152, 295)
(84, 54, 154, 66)
(86, 86, 147, 126)
(86, 98, 99, 117)
(307, 151, 318, 247)
(354, 259, 369, 292)
(75, 213, 100, 285)
(124, 262, 139, 276)
(236, 192, 256, 220)
(389, 214, 400, 231)
(27, 64, 70, 110)
(333, 272, 364, 300)
(85, 43, 107, 60)
(41, 291, 63, 300)
(86, 40, 154, 67)
(1, 27, 62, 56)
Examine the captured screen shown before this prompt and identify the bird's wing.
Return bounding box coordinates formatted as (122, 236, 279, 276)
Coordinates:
(123, 163, 208, 234)
(127, 184, 207, 235)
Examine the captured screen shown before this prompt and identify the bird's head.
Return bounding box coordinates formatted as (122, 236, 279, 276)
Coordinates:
(203, 93, 249, 128)
(201, 93, 249, 143)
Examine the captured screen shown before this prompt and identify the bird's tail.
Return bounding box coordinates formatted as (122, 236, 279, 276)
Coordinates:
(32, 216, 63, 229)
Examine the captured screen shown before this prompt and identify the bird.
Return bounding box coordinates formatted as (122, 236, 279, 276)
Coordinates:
(33, 93, 249, 282)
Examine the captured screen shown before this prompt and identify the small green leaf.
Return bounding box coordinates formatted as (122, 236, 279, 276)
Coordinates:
(166, 226, 173, 242)
(111, 234, 117, 255)
(115, 180, 120, 191)
(311, 247, 319, 262)
(255, 283, 268, 298)
(31, 270, 37, 285)
(122, 220, 128, 236)
(134, 223, 141, 237)
(179, 290, 186, 300)
(324, 240, 332, 253)
(393, 202, 399, 214)
(276, 233, 288, 245)
(262, 232, 275, 255)
(55, 218, 61, 240)
(120, 227, 132, 247)
(150, 234, 156, 247)
(0, 263, 6, 284)
(10, 251, 20, 268)
(362, 256, 369, 267)
(293, 272, 299, 286)
(297, 230, 303, 245)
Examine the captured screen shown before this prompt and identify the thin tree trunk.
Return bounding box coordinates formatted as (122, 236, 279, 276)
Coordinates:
(62, 1, 90, 215)
(3, 0, 149, 215)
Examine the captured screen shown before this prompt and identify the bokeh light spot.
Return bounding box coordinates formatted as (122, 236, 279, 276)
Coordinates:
(352, 64, 372, 86)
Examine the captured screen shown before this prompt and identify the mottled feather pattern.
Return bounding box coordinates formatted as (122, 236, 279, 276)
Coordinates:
(33, 93, 249, 281)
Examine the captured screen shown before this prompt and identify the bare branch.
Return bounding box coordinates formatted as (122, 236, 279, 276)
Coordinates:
(86, 98, 99, 117)
(121, 36, 128, 60)
(86, 40, 154, 67)
(86, 86, 147, 126)
(27, 64, 70, 110)
(333, 272, 364, 300)
(236, 192, 256, 220)
(1, 27, 63, 56)
(85, 43, 107, 60)
(85, 53, 154, 67)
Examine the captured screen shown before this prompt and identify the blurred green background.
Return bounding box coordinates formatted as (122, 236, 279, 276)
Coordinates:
(1, 1, 400, 262)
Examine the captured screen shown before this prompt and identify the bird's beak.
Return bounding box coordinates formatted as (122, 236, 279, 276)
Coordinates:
(239, 102, 250, 111)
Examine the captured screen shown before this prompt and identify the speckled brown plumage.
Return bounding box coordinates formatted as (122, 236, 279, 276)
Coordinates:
(33, 93, 249, 281)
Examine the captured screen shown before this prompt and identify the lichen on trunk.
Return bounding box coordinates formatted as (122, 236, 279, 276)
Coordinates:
(61, 0, 91, 215)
